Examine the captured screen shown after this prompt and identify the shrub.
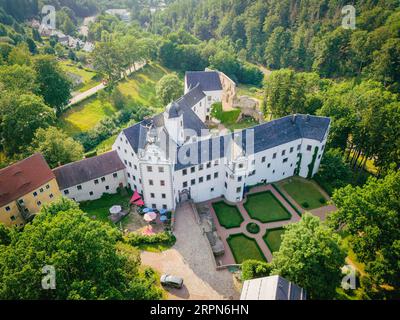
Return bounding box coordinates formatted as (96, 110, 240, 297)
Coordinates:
(246, 223, 260, 234)
(241, 260, 272, 280)
(319, 197, 327, 204)
(302, 202, 310, 208)
(125, 231, 176, 247)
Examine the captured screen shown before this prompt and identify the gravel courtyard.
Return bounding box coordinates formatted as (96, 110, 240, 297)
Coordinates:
(141, 202, 240, 300)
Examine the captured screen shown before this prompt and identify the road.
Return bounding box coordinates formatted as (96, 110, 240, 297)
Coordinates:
(68, 61, 146, 106)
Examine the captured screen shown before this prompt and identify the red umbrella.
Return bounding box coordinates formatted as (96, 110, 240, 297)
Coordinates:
(134, 199, 145, 206)
(130, 191, 142, 204)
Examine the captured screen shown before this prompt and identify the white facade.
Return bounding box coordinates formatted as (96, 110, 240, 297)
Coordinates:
(60, 169, 127, 202)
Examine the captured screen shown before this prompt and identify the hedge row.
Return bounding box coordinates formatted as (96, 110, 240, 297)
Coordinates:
(125, 231, 176, 247)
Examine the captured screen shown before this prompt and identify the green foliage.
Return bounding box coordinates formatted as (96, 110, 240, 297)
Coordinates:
(0, 64, 38, 94)
(241, 260, 272, 280)
(41, 197, 80, 215)
(246, 223, 260, 234)
(272, 213, 346, 299)
(155, 73, 183, 105)
(0, 223, 11, 246)
(330, 171, 400, 297)
(125, 231, 176, 248)
(29, 127, 84, 168)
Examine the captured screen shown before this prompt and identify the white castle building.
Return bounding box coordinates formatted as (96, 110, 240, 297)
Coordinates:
(108, 70, 331, 211)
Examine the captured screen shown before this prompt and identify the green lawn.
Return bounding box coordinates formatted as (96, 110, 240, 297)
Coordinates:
(244, 191, 291, 223)
(280, 178, 328, 210)
(215, 108, 259, 131)
(60, 60, 101, 93)
(79, 191, 133, 227)
(227, 233, 266, 263)
(212, 201, 244, 229)
(263, 228, 285, 253)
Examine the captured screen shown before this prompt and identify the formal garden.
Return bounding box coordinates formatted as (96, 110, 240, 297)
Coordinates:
(263, 227, 285, 253)
(226, 233, 266, 263)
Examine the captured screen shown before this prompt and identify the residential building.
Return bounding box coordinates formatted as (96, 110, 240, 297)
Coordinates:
(240, 275, 306, 300)
(53, 151, 127, 202)
(0, 153, 61, 227)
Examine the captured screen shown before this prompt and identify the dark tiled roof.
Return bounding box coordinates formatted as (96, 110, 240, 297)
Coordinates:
(0, 153, 55, 207)
(165, 102, 183, 119)
(185, 71, 222, 91)
(183, 108, 207, 136)
(53, 151, 125, 190)
(176, 84, 206, 110)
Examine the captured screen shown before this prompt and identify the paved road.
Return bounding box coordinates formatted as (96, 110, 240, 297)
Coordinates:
(141, 202, 240, 300)
(68, 62, 146, 106)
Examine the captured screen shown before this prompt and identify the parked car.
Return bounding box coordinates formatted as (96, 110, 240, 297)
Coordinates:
(160, 274, 184, 289)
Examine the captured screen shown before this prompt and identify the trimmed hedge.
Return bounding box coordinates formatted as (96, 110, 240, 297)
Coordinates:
(125, 231, 176, 247)
(246, 223, 260, 234)
(271, 183, 302, 216)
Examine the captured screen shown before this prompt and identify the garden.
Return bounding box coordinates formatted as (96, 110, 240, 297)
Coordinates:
(212, 201, 244, 229)
(226, 234, 266, 264)
(279, 178, 328, 210)
(244, 191, 292, 223)
(263, 228, 285, 253)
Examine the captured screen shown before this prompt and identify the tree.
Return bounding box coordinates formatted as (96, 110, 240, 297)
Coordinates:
(330, 171, 400, 298)
(7, 42, 31, 65)
(272, 213, 346, 299)
(241, 260, 272, 280)
(92, 42, 124, 87)
(0, 203, 163, 300)
(264, 26, 292, 69)
(33, 55, 72, 115)
(156, 73, 183, 105)
(29, 127, 84, 168)
(0, 93, 55, 155)
(0, 64, 38, 94)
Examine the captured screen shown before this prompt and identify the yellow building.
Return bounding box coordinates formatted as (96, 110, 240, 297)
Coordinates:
(0, 153, 61, 227)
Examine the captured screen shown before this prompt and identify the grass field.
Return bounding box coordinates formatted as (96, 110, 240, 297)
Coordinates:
(280, 178, 327, 210)
(263, 228, 285, 253)
(79, 191, 132, 227)
(244, 191, 291, 223)
(212, 201, 244, 229)
(59, 63, 172, 136)
(60, 60, 101, 93)
(227, 233, 266, 263)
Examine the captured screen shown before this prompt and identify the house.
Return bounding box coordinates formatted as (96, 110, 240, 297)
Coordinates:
(240, 275, 306, 300)
(53, 151, 127, 202)
(112, 70, 330, 211)
(0, 154, 61, 227)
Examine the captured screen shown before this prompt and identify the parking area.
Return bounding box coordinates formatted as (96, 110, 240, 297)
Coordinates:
(141, 202, 240, 300)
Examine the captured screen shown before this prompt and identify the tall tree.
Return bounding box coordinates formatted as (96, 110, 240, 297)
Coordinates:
(156, 73, 183, 105)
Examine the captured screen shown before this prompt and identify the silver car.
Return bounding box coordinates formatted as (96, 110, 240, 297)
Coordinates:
(160, 274, 184, 289)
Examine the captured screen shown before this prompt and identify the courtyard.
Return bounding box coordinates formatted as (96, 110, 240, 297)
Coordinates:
(207, 178, 337, 265)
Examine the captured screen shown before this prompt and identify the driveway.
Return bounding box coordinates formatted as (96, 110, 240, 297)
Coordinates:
(141, 202, 240, 300)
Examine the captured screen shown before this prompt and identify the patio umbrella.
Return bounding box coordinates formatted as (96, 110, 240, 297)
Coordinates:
(130, 191, 141, 203)
(109, 205, 122, 215)
(160, 215, 168, 222)
(143, 212, 157, 222)
(159, 209, 167, 215)
(134, 199, 145, 206)
(142, 207, 153, 213)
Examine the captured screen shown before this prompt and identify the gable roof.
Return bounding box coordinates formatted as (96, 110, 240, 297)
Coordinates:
(185, 71, 222, 92)
(53, 151, 125, 190)
(240, 275, 306, 300)
(0, 153, 55, 207)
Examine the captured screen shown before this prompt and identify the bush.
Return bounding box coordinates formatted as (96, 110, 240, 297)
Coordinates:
(125, 231, 176, 247)
(241, 260, 272, 280)
(246, 223, 260, 234)
(319, 197, 327, 204)
(302, 202, 310, 208)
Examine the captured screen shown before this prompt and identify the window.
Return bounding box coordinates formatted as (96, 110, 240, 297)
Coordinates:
(124, 160, 127, 165)
(183, 181, 188, 188)
(113, 173, 118, 178)
(211, 188, 215, 192)
(101, 177, 106, 182)
(40, 188, 44, 193)
(267, 163, 271, 168)
(5, 206, 10, 212)
(150, 193, 155, 198)
(129, 162, 132, 168)
(199, 177, 204, 183)
(10, 215, 16, 221)
(37, 201, 42, 206)
(133, 176, 136, 181)
(318, 154, 322, 159)
(149, 180, 154, 186)
(94, 179, 99, 184)
(183, 169, 187, 176)
(46, 184, 50, 189)
(273, 153, 277, 159)
(282, 150, 286, 156)
(191, 167, 195, 173)
(238, 176, 242, 182)
(162, 205, 167, 210)
(297, 144, 301, 150)
(162, 194, 166, 199)
(127, 173, 131, 178)
(207, 175, 211, 181)
(77, 185, 82, 190)
(49, 194, 54, 199)
(214, 172, 218, 179)
(283, 158, 288, 163)
(238, 163, 244, 169)
(89, 191, 94, 196)
(147, 166, 153, 172)
(214, 160, 219, 166)
(105, 186, 110, 190)
(199, 164, 204, 171)
(64, 190, 69, 195)
(307, 145, 312, 151)
(152, 204, 157, 209)
(273, 170, 275, 174)
(207, 162, 211, 169)
(18, 199, 24, 204)
(224, 182, 227, 189)
(159, 167, 164, 173)
(322, 144, 325, 151)
(160, 180, 165, 186)
(262, 156, 266, 163)
(236, 187, 242, 193)
(290, 147, 294, 153)
(134, 165, 137, 170)
(191, 179, 196, 186)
